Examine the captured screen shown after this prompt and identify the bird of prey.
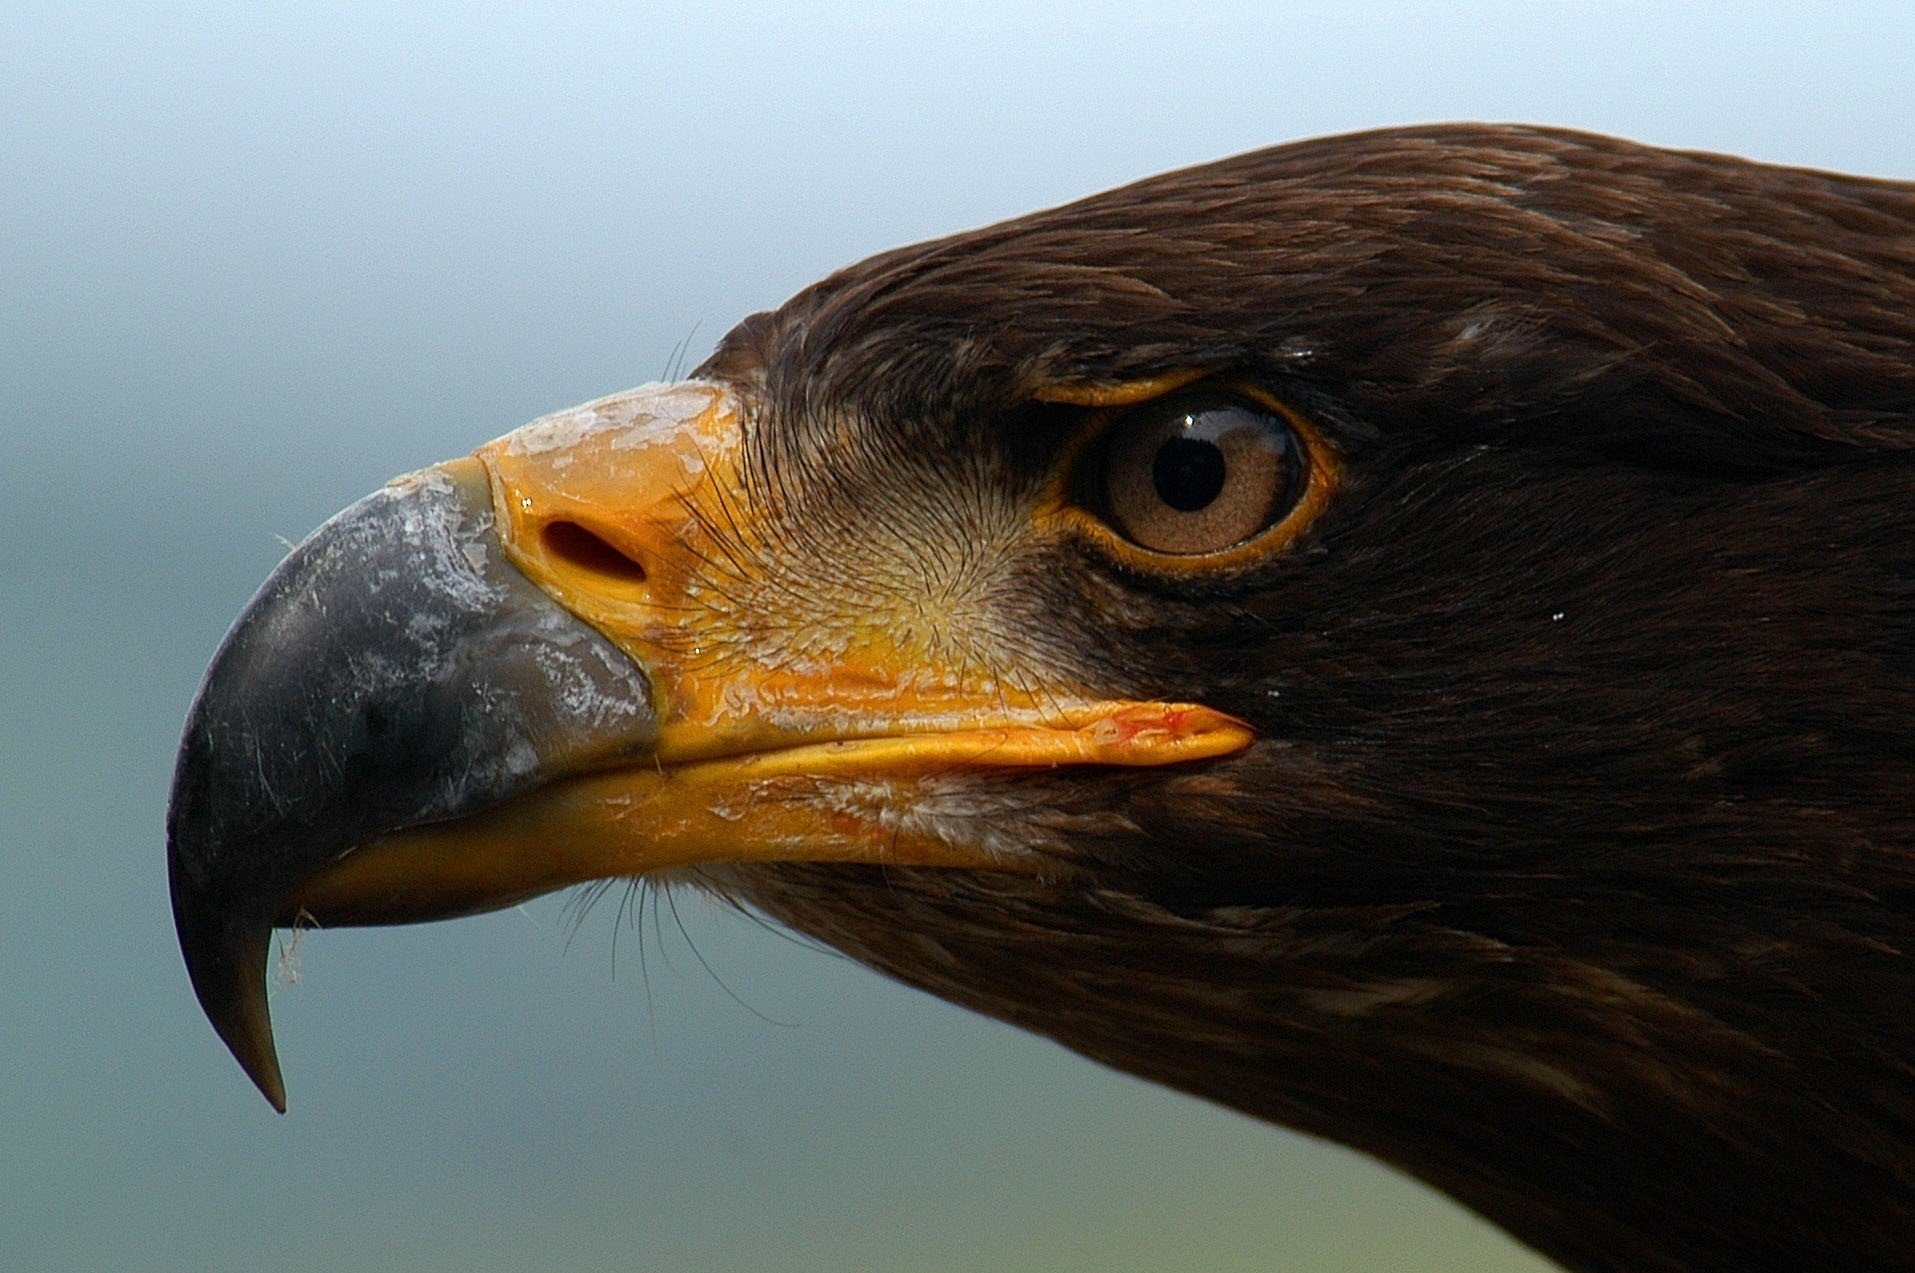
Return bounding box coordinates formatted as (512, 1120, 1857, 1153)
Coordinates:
(170, 124, 1913, 1273)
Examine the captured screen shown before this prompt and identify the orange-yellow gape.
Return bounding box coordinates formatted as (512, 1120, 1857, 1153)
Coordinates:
(295, 380, 1253, 925)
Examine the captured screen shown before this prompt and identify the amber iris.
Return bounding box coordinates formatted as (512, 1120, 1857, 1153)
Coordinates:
(1100, 392, 1304, 555)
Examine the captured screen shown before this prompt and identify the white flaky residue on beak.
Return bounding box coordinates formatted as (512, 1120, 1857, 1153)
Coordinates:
(496, 381, 726, 465)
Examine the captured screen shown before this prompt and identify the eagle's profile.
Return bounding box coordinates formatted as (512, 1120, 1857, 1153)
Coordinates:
(170, 125, 1914, 1273)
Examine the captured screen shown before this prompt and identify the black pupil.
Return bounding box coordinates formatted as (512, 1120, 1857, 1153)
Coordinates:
(1152, 436, 1228, 512)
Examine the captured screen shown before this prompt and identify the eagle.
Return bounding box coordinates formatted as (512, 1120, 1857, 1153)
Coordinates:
(170, 124, 1913, 1273)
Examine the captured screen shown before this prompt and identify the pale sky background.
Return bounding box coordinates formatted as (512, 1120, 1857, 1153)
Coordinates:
(3, 4, 1910, 1270)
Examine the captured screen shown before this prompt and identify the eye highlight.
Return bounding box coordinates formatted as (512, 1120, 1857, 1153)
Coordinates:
(1097, 392, 1306, 556)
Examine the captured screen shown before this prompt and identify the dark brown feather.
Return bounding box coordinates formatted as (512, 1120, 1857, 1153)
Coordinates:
(697, 124, 1914, 1273)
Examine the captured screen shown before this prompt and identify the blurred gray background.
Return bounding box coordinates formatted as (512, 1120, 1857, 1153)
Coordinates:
(4, 3, 1908, 1270)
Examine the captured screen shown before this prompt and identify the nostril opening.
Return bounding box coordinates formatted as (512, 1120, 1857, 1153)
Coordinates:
(540, 520, 648, 584)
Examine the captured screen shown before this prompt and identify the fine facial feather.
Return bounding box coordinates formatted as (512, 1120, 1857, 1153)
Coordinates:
(690, 124, 1914, 1272)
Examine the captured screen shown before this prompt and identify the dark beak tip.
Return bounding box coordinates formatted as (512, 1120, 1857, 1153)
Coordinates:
(256, 1064, 291, 1115)
(191, 930, 290, 1113)
(226, 989, 290, 1113)
(171, 869, 290, 1112)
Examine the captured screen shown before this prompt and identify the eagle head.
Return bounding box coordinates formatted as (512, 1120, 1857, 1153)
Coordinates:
(169, 124, 1915, 1273)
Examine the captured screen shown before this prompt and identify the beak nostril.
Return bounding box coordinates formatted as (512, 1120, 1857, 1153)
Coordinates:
(540, 520, 649, 585)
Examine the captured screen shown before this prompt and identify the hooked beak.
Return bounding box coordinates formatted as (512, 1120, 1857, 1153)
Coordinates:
(169, 382, 1253, 1111)
(167, 458, 658, 1110)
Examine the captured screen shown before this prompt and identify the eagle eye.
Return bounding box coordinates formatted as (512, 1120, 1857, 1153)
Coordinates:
(1099, 393, 1305, 556)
